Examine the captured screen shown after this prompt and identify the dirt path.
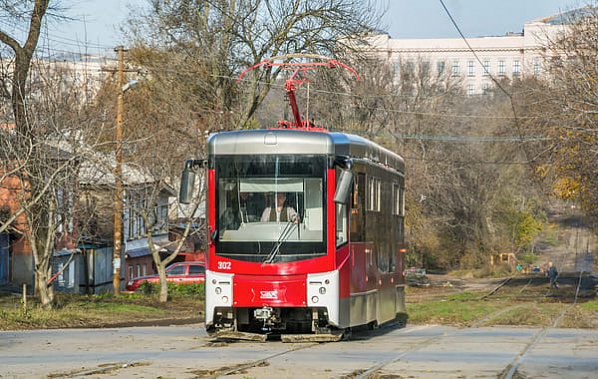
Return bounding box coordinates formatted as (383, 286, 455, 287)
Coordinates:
(535, 209, 597, 274)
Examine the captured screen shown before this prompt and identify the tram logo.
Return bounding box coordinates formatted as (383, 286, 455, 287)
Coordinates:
(260, 290, 278, 299)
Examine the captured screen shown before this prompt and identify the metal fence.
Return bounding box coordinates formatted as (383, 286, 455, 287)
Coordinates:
(52, 247, 116, 294)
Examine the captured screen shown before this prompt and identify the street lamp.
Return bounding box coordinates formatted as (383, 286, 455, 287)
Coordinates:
(122, 79, 138, 93)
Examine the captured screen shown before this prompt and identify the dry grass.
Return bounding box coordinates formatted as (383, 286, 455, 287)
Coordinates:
(0, 292, 203, 330)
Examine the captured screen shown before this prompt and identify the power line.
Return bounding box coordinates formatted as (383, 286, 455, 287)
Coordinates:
(330, 128, 551, 142)
(329, 127, 544, 165)
(99, 60, 540, 120)
(438, 0, 542, 169)
(0, 18, 113, 53)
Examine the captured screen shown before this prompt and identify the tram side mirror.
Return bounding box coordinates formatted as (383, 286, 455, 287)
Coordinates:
(179, 169, 196, 204)
(179, 159, 206, 204)
(209, 228, 218, 245)
(334, 170, 354, 204)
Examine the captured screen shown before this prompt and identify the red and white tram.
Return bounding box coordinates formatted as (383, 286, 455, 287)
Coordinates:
(180, 57, 406, 341)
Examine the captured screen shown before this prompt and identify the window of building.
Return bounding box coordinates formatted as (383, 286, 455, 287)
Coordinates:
(452, 61, 460, 76)
(157, 202, 169, 229)
(127, 193, 147, 239)
(467, 60, 475, 76)
(498, 60, 506, 76)
(513, 59, 521, 76)
(392, 61, 400, 77)
(422, 61, 430, 76)
(406, 61, 415, 75)
(467, 84, 475, 96)
(142, 264, 147, 276)
(483, 60, 490, 76)
(129, 265, 134, 279)
(534, 58, 541, 75)
(482, 83, 491, 94)
(437, 61, 445, 75)
(136, 264, 141, 278)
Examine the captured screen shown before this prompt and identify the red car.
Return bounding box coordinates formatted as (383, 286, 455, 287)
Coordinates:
(126, 262, 206, 291)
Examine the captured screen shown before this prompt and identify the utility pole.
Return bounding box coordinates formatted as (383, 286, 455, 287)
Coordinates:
(113, 45, 127, 296)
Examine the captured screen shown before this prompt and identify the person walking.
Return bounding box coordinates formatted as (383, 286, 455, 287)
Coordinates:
(546, 261, 558, 290)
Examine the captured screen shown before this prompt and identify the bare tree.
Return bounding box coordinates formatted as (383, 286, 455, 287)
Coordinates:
(0, 48, 121, 306)
(304, 55, 547, 269)
(0, 0, 52, 132)
(90, 75, 207, 302)
(114, 0, 384, 298)
(124, 0, 384, 130)
(522, 7, 598, 222)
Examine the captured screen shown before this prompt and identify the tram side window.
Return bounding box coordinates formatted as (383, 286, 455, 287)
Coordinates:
(350, 173, 365, 242)
(392, 184, 405, 216)
(335, 167, 349, 247)
(367, 176, 381, 212)
(400, 186, 405, 216)
(392, 184, 400, 215)
(336, 203, 348, 247)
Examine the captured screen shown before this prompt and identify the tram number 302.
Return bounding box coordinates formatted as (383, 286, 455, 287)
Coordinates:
(218, 261, 232, 270)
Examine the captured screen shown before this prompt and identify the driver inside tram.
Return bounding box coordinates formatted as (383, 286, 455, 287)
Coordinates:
(260, 192, 298, 223)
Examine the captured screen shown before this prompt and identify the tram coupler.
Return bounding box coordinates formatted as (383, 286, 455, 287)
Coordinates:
(254, 306, 274, 321)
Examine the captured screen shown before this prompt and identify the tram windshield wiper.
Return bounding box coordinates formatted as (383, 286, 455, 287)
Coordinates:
(263, 221, 295, 264)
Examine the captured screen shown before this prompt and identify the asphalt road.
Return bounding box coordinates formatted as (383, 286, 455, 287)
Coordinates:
(2, 323, 597, 378)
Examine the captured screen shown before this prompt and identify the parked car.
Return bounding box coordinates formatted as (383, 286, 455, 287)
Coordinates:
(126, 261, 206, 291)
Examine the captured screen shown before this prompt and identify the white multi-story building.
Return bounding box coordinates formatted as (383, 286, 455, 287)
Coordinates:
(365, 8, 590, 95)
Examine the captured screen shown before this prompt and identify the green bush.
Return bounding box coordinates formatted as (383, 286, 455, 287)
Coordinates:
(138, 281, 157, 295)
(168, 282, 205, 300)
(521, 252, 538, 265)
(133, 281, 205, 300)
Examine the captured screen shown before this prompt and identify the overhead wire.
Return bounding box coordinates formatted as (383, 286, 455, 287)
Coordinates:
(88, 59, 542, 121)
(0, 18, 113, 57)
(438, 0, 539, 168)
(0, 4, 552, 164)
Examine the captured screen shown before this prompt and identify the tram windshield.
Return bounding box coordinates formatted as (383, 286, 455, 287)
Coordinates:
(215, 155, 327, 263)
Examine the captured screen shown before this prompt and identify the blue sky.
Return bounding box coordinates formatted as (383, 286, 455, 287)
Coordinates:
(384, 0, 584, 38)
(43, 0, 583, 55)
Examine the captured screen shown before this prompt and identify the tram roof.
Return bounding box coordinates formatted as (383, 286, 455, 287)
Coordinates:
(208, 129, 405, 172)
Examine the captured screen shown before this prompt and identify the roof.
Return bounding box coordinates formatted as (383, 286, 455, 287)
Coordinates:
(125, 247, 153, 258)
(536, 6, 597, 25)
(208, 129, 405, 172)
(40, 131, 173, 190)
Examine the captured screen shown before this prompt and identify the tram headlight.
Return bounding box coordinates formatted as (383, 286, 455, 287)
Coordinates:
(215, 287, 222, 294)
(222, 296, 229, 303)
(311, 296, 319, 303)
(319, 287, 326, 295)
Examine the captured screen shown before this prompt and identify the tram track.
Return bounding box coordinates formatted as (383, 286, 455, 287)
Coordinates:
(500, 267, 586, 379)
(189, 247, 593, 379)
(202, 342, 321, 379)
(206, 270, 591, 379)
(194, 319, 411, 378)
(352, 253, 592, 379)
